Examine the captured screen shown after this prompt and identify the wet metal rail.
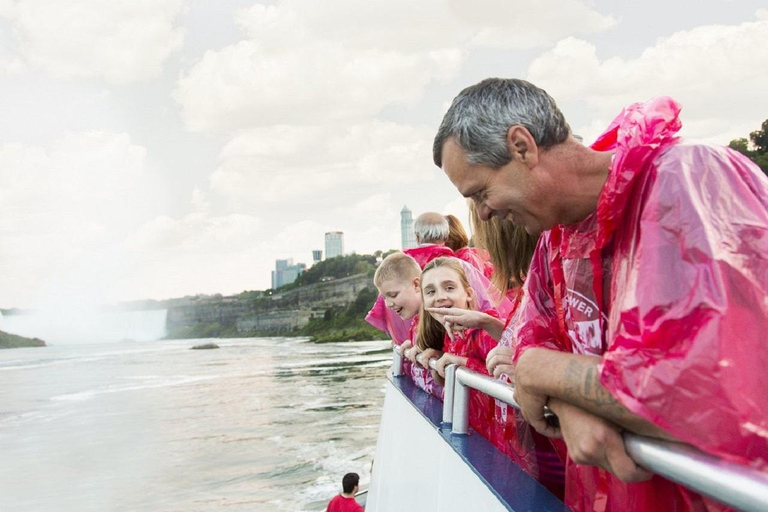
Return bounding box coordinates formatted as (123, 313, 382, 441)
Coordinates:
(392, 347, 768, 512)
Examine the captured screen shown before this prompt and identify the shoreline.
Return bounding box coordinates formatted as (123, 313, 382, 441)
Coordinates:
(0, 330, 46, 349)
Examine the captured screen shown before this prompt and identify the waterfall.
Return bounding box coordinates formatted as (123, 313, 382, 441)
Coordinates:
(0, 309, 168, 344)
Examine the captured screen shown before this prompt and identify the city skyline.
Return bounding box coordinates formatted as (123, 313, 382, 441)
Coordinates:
(1, 2, 766, 308)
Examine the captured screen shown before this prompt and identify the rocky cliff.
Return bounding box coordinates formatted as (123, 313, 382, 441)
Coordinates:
(166, 273, 375, 336)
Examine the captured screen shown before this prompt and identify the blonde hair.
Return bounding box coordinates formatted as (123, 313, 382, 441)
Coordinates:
(374, 252, 421, 289)
(445, 214, 469, 251)
(469, 201, 538, 294)
(417, 257, 474, 351)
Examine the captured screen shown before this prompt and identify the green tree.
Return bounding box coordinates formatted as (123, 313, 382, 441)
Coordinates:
(285, 253, 377, 290)
(750, 120, 768, 154)
(729, 119, 768, 175)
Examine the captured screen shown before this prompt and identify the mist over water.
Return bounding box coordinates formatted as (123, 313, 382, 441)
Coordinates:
(0, 309, 168, 344)
(0, 337, 389, 511)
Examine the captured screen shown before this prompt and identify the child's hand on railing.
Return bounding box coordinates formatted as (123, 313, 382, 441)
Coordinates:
(486, 345, 516, 381)
(402, 341, 420, 364)
(435, 353, 468, 378)
(417, 348, 442, 368)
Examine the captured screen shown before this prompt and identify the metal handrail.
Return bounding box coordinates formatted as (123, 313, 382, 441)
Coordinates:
(392, 346, 456, 426)
(390, 348, 768, 512)
(623, 435, 768, 512)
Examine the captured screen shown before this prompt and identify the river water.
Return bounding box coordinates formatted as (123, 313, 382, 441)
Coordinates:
(0, 337, 391, 511)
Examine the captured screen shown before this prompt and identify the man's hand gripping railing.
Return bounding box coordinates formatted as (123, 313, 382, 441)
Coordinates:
(390, 347, 768, 512)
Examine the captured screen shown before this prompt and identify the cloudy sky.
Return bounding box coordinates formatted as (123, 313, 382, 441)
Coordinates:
(1, 0, 766, 308)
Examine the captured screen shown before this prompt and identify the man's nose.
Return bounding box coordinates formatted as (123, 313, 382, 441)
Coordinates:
(476, 202, 492, 221)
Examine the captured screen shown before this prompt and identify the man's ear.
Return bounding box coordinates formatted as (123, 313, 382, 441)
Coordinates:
(412, 277, 420, 291)
(507, 125, 539, 169)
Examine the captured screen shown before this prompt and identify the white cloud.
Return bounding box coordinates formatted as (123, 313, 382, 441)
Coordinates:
(0, 132, 161, 307)
(234, 0, 615, 52)
(175, 40, 462, 132)
(6, 0, 185, 83)
(127, 212, 261, 254)
(175, 0, 614, 132)
(271, 220, 326, 258)
(0, 40, 23, 74)
(448, 0, 616, 49)
(442, 196, 472, 225)
(121, 191, 264, 299)
(190, 187, 210, 213)
(334, 194, 400, 254)
(0, 0, 14, 17)
(0, 24, 23, 74)
(210, 121, 436, 206)
(527, 16, 768, 143)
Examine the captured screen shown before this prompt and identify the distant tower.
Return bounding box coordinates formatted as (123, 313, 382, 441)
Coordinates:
(325, 231, 344, 259)
(271, 258, 306, 289)
(401, 205, 416, 249)
(312, 250, 323, 264)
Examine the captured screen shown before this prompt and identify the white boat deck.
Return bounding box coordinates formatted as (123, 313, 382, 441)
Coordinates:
(366, 373, 567, 511)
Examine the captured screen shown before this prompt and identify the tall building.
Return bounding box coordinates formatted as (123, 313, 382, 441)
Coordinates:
(401, 205, 416, 249)
(312, 250, 323, 264)
(271, 258, 306, 289)
(325, 231, 344, 259)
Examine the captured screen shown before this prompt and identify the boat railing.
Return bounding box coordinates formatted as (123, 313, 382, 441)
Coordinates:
(392, 346, 768, 512)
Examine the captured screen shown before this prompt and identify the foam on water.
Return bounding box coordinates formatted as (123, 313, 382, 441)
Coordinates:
(50, 374, 222, 402)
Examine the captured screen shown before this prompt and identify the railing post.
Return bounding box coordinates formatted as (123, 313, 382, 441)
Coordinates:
(392, 346, 403, 377)
(442, 364, 456, 429)
(452, 369, 469, 436)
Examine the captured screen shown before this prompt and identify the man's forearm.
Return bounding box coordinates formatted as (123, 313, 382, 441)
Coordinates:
(517, 348, 676, 440)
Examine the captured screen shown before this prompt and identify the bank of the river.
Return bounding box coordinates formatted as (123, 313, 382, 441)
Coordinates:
(165, 315, 388, 343)
(164, 253, 392, 343)
(0, 330, 46, 349)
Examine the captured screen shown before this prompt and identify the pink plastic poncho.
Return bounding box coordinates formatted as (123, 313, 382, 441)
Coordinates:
(443, 314, 499, 443)
(407, 314, 444, 399)
(404, 244, 456, 268)
(497, 289, 564, 495)
(455, 246, 495, 280)
(514, 97, 768, 511)
(435, 305, 537, 477)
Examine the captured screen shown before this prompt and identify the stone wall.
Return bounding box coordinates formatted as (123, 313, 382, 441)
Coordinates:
(166, 273, 374, 333)
(235, 310, 314, 332)
(276, 273, 372, 309)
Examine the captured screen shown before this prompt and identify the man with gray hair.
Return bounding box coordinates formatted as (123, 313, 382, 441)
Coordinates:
(413, 211, 450, 245)
(433, 78, 768, 510)
(405, 212, 454, 268)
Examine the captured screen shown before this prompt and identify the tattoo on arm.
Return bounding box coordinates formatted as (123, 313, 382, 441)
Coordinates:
(561, 359, 628, 418)
(559, 357, 675, 440)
